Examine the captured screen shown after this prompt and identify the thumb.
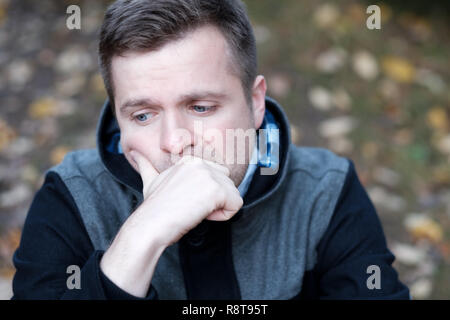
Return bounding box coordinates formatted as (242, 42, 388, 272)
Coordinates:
(130, 150, 159, 190)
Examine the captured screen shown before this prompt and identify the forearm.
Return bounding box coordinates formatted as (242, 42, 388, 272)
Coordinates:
(100, 207, 167, 298)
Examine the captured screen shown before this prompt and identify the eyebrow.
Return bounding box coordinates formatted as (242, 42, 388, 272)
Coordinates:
(120, 98, 157, 115)
(119, 91, 228, 115)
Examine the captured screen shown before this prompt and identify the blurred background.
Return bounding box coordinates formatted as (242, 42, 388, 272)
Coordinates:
(0, 0, 449, 299)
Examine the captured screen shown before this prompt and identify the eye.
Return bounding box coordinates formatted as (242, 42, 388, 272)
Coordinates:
(191, 105, 215, 113)
(133, 112, 153, 123)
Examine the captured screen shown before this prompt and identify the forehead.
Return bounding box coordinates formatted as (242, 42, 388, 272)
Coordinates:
(110, 25, 241, 104)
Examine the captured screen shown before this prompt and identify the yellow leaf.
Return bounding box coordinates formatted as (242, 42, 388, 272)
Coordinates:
(382, 56, 416, 83)
(405, 215, 443, 244)
(0, 118, 16, 152)
(50, 146, 70, 165)
(28, 97, 58, 119)
(426, 107, 448, 132)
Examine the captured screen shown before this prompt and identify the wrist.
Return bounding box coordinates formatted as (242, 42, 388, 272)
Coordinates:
(99, 210, 167, 297)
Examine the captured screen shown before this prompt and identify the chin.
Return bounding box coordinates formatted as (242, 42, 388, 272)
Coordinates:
(230, 163, 249, 187)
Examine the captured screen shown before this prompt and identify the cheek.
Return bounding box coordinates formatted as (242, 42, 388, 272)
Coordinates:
(120, 129, 159, 164)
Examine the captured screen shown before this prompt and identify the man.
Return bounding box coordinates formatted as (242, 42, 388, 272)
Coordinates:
(12, 0, 410, 299)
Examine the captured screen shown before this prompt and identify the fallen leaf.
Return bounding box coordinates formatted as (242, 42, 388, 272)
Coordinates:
(313, 4, 340, 29)
(4, 137, 33, 157)
(382, 56, 416, 83)
(20, 164, 39, 185)
(0, 184, 32, 208)
(367, 186, 406, 212)
(315, 47, 347, 73)
(56, 46, 93, 74)
(0, 118, 17, 152)
(56, 73, 86, 97)
(7, 60, 33, 87)
(378, 78, 400, 101)
(352, 50, 379, 81)
(331, 88, 352, 111)
(328, 136, 353, 154)
(28, 97, 58, 119)
(318, 116, 357, 138)
(410, 278, 433, 299)
(434, 134, 450, 155)
(415, 69, 446, 95)
(308, 86, 333, 111)
(404, 214, 443, 244)
(426, 107, 448, 132)
(50, 146, 70, 165)
(373, 166, 401, 187)
(391, 243, 427, 266)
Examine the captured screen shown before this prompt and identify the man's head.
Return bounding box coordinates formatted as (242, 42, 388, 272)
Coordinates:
(98, 0, 267, 186)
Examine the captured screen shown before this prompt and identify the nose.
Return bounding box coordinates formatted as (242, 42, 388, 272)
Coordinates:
(159, 111, 194, 156)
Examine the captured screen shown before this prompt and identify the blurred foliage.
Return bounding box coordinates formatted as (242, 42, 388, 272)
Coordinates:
(0, 0, 449, 299)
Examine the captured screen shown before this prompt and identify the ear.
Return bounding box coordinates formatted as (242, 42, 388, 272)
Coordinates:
(251, 75, 267, 129)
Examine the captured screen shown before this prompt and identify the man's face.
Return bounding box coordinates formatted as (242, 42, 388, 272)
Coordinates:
(111, 25, 266, 186)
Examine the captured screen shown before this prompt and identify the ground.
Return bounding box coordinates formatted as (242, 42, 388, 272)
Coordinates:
(0, 0, 449, 299)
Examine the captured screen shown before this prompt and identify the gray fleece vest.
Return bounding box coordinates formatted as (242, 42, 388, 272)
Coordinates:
(50, 145, 349, 299)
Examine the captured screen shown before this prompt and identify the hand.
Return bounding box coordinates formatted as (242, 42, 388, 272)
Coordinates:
(130, 151, 244, 246)
(100, 152, 243, 297)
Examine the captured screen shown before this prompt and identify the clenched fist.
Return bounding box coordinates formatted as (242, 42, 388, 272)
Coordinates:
(130, 151, 244, 245)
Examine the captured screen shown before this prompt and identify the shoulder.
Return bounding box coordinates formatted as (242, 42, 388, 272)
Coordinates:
(48, 148, 106, 182)
(46, 149, 118, 196)
(287, 145, 350, 180)
(284, 146, 351, 206)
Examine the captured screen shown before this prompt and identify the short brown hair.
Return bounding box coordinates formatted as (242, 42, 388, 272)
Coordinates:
(98, 0, 258, 111)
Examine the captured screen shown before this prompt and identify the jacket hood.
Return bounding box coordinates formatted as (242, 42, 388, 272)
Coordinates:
(96, 96, 292, 210)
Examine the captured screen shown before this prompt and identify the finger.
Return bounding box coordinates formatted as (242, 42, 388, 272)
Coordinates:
(130, 150, 159, 184)
(177, 155, 230, 177)
(203, 159, 230, 177)
(206, 172, 243, 221)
